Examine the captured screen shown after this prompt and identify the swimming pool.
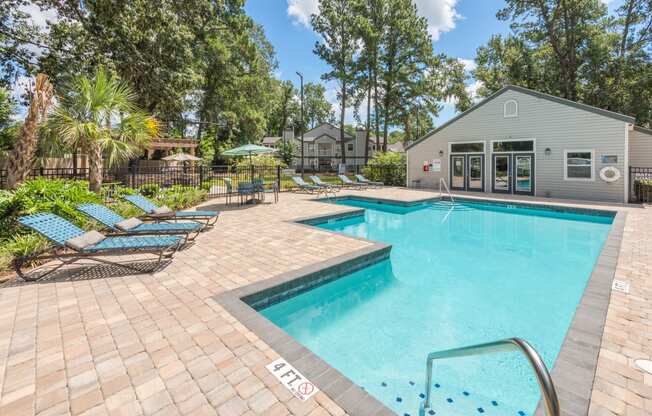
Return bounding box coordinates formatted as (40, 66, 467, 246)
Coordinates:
(261, 198, 613, 416)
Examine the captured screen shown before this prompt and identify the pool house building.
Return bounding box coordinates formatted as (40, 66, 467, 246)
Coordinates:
(406, 85, 652, 203)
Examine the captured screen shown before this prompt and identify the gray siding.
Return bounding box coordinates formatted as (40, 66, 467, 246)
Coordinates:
(629, 129, 652, 167)
(407, 89, 628, 202)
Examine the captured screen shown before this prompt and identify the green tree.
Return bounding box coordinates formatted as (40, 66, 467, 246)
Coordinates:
(303, 82, 334, 129)
(475, 0, 652, 126)
(268, 79, 299, 136)
(0, 1, 41, 87)
(0, 87, 16, 151)
(6, 74, 54, 189)
(276, 140, 296, 166)
(312, 0, 358, 163)
(49, 68, 158, 192)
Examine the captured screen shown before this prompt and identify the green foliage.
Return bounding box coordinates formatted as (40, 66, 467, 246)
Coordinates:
(276, 140, 296, 166)
(475, 0, 652, 126)
(0, 87, 17, 152)
(235, 154, 285, 168)
(139, 184, 161, 197)
(154, 186, 208, 211)
(362, 152, 406, 186)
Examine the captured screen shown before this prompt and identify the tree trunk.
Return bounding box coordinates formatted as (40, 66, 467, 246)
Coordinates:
(339, 81, 347, 164)
(5, 74, 54, 189)
(364, 68, 372, 164)
(373, 53, 381, 149)
(89, 141, 104, 193)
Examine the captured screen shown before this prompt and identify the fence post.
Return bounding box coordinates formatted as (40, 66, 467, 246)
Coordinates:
(199, 165, 204, 189)
(131, 166, 136, 188)
(277, 165, 281, 191)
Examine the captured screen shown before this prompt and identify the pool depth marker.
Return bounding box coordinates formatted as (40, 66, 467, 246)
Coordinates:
(266, 358, 319, 401)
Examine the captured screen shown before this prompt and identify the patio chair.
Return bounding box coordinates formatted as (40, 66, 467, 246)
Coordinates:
(237, 182, 256, 205)
(291, 176, 324, 195)
(338, 174, 369, 190)
(253, 178, 279, 203)
(355, 174, 384, 188)
(309, 176, 338, 197)
(123, 194, 219, 228)
(14, 213, 182, 281)
(223, 178, 234, 205)
(76, 203, 203, 244)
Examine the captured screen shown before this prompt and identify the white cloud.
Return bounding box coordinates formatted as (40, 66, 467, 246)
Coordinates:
(459, 58, 476, 72)
(287, 0, 319, 28)
(287, 0, 461, 41)
(466, 79, 483, 102)
(414, 0, 460, 41)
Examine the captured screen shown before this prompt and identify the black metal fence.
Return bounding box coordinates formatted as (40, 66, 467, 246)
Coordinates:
(630, 167, 652, 203)
(0, 163, 407, 197)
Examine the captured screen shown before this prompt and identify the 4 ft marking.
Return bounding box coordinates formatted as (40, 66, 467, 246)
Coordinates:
(266, 358, 319, 401)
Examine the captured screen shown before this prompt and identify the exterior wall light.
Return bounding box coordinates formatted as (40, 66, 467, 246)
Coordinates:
(439, 150, 444, 157)
(545, 148, 551, 156)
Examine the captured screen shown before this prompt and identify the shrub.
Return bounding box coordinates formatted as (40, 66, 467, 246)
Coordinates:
(362, 152, 406, 186)
(155, 186, 208, 210)
(236, 154, 285, 168)
(139, 183, 160, 197)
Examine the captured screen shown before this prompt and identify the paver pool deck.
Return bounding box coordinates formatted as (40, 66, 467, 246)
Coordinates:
(0, 188, 650, 416)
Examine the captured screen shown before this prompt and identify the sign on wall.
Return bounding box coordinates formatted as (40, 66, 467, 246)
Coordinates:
(431, 159, 441, 172)
(266, 358, 320, 401)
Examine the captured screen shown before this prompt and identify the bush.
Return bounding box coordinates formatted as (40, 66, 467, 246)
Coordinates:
(155, 186, 208, 211)
(139, 183, 160, 197)
(236, 154, 285, 168)
(362, 152, 406, 186)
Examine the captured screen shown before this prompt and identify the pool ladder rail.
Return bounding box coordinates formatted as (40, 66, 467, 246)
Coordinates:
(439, 178, 455, 204)
(419, 337, 560, 416)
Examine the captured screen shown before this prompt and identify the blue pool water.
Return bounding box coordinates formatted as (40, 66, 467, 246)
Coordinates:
(261, 199, 613, 416)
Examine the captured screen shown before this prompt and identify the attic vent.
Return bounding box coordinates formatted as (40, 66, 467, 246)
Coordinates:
(504, 100, 518, 118)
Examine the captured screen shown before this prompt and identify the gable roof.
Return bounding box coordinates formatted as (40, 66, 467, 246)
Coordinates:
(634, 125, 652, 136)
(304, 122, 354, 141)
(405, 85, 636, 151)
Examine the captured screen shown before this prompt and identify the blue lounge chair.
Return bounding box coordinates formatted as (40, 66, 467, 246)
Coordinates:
(338, 174, 368, 190)
(15, 213, 182, 281)
(76, 203, 202, 244)
(291, 176, 324, 194)
(355, 174, 383, 188)
(309, 176, 338, 197)
(123, 194, 219, 227)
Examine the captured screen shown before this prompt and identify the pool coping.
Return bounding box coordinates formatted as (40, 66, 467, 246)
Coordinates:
(213, 196, 626, 416)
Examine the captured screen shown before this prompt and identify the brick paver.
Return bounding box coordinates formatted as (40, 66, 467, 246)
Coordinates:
(0, 188, 650, 415)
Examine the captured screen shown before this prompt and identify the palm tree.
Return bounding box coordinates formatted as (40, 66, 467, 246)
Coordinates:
(50, 68, 158, 192)
(6, 74, 54, 189)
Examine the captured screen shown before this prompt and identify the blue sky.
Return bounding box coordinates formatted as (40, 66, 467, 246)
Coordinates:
(245, 0, 621, 127)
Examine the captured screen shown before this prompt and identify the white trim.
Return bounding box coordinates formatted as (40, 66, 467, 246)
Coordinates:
(564, 149, 595, 181)
(624, 123, 629, 203)
(448, 140, 486, 154)
(490, 138, 536, 154)
(504, 99, 518, 118)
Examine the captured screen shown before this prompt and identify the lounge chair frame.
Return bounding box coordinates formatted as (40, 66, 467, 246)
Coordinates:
(14, 213, 182, 282)
(123, 195, 219, 228)
(338, 174, 369, 190)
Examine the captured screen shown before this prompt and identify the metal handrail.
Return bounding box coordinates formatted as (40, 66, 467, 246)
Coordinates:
(421, 337, 559, 416)
(439, 177, 455, 203)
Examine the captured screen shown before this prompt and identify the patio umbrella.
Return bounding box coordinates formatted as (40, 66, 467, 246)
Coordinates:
(222, 144, 277, 165)
(222, 144, 278, 182)
(162, 153, 202, 162)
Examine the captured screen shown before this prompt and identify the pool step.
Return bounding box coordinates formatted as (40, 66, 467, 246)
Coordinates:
(428, 202, 474, 212)
(370, 378, 528, 416)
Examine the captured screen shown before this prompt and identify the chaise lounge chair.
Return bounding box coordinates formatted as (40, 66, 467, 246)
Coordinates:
(14, 213, 182, 281)
(338, 174, 369, 190)
(123, 194, 219, 228)
(355, 174, 384, 188)
(309, 176, 338, 197)
(76, 203, 203, 244)
(291, 176, 325, 195)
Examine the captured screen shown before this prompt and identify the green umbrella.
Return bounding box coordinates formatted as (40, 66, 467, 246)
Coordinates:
(222, 144, 277, 163)
(222, 144, 278, 181)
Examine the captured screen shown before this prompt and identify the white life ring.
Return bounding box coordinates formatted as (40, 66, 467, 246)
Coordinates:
(599, 166, 621, 183)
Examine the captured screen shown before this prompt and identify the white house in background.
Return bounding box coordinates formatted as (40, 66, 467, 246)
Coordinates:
(406, 84, 652, 203)
(262, 122, 380, 171)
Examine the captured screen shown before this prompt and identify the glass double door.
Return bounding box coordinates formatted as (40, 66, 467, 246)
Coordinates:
(492, 153, 535, 195)
(450, 154, 484, 192)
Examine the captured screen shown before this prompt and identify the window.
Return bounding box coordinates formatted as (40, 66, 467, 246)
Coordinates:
(493, 140, 534, 152)
(564, 150, 594, 181)
(504, 100, 518, 118)
(347, 143, 354, 152)
(450, 142, 484, 153)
